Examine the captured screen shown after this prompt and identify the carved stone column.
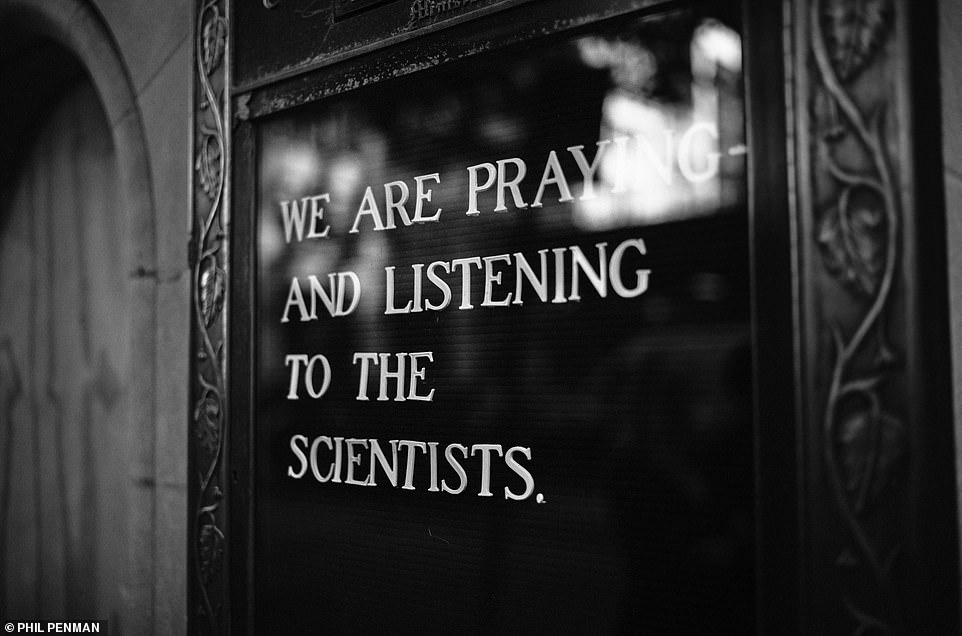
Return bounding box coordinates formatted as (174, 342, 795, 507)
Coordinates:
(790, 0, 958, 632)
(190, 0, 231, 634)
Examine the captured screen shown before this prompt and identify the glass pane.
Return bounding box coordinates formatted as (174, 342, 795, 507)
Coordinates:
(255, 6, 752, 632)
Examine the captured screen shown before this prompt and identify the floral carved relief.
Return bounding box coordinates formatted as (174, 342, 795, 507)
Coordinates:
(192, 0, 230, 633)
(807, 0, 907, 632)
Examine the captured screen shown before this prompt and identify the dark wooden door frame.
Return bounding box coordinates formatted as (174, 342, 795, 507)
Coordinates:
(188, 1, 960, 633)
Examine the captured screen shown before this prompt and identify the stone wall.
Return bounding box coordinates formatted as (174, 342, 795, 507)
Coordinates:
(92, 2, 191, 632)
(93, 1, 191, 632)
(0, 0, 191, 632)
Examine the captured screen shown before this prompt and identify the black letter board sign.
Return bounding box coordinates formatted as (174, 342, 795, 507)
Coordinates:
(252, 5, 754, 632)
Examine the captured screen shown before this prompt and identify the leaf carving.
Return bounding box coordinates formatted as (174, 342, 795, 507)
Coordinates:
(836, 405, 906, 515)
(200, 261, 226, 328)
(821, 0, 892, 82)
(816, 186, 885, 297)
(194, 391, 221, 455)
(234, 93, 252, 125)
(195, 133, 222, 200)
(198, 522, 224, 584)
(202, 13, 227, 75)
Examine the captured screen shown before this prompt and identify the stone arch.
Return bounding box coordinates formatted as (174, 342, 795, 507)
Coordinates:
(0, 0, 157, 632)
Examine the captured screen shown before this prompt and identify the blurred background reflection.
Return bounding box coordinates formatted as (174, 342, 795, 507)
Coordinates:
(256, 6, 753, 633)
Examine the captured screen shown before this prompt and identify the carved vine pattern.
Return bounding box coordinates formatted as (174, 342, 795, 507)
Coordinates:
(810, 0, 904, 633)
(194, 0, 229, 632)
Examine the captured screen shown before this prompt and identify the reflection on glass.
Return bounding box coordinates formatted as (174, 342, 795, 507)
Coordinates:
(572, 18, 744, 229)
(256, 7, 753, 634)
